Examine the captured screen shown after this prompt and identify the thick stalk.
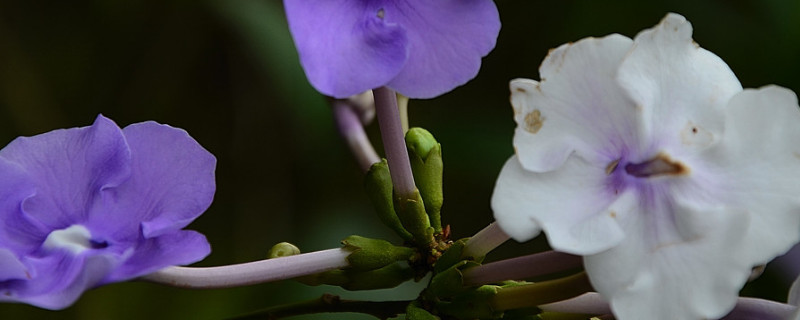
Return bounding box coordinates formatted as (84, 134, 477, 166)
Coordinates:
(373, 86, 416, 197)
(141, 248, 351, 289)
(541, 293, 797, 320)
(491, 272, 592, 311)
(462, 222, 510, 259)
(462, 250, 582, 286)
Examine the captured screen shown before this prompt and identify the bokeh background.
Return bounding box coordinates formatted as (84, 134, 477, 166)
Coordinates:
(1, 0, 799, 319)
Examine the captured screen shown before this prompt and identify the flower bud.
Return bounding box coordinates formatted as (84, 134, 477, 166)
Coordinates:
(406, 127, 444, 233)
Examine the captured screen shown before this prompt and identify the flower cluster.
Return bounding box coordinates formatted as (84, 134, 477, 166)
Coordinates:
(0, 115, 215, 309)
(492, 13, 800, 319)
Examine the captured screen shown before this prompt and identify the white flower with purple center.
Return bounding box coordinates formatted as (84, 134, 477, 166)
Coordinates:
(492, 13, 800, 319)
(0, 115, 215, 309)
(283, 0, 500, 99)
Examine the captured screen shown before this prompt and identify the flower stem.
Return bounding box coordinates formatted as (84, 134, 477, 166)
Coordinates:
(462, 250, 582, 286)
(491, 272, 592, 311)
(373, 86, 416, 197)
(141, 248, 351, 289)
(541, 293, 797, 320)
(539, 292, 611, 314)
(230, 294, 411, 320)
(332, 99, 380, 172)
(462, 222, 510, 259)
(721, 297, 797, 320)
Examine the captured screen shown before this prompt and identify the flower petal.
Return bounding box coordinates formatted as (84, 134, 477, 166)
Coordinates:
(585, 201, 752, 320)
(0, 115, 131, 230)
(0, 157, 46, 253)
(284, 0, 408, 98)
(0, 248, 27, 281)
(510, 34, 639, 172)
(492, 156, 624, 254)
(88, 121, 216, 240)
(103, 230, 210, 283)
(702, 86, 800, 265)
(616, 13, 742, 156)
(0, 251, 116, 310)
(383, 0, 500, 98)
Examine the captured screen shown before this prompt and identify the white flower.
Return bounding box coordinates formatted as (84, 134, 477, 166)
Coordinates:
(492, 13, 800, 320)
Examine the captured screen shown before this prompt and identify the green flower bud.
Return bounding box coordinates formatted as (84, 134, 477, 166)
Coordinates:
(365, 160, 414, 242)
(267, 242, 301, 258)
(405, 127, 444, 233)
(342, 235, 416, 271)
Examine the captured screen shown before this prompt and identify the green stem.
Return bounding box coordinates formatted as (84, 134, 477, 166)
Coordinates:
(491, 272, 592, 311)
(229, 294, 412, 320)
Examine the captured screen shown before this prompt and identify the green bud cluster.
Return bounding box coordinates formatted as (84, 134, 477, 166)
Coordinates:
(364, 127, 444, 248)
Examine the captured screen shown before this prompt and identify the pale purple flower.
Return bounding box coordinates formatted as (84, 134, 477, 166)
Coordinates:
(0, 115, 215, 309)
(283, 0, 500, 99)
(492, 13, 800, 319)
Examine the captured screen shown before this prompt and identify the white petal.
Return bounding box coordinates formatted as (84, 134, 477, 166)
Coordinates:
(617, 13, 742, 157)
(585, 200, 752, 320)
(703, 86, 800, 266)
(491, 155, 624, 254)
(510, 34, 640, 172)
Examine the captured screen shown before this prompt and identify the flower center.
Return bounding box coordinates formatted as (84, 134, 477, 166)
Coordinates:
(43, 225, 104, 254)
(624, 153, 689, 178)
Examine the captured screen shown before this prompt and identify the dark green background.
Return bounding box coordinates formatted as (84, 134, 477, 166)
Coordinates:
(1, 0, 798, 319)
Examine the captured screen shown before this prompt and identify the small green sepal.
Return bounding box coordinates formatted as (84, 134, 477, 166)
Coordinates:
(365, 160, 414, 241)
(428, 260, 480, 298)
(434, 238, 468, 274)
(405, 127, 444, 233)
(342, 235, 416, 271)
(395, 189, 435, 247)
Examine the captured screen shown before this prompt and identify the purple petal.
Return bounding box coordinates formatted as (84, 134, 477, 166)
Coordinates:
(0, 157, 46, 253)
(86, 121, 215, 240)
(0, 248, 28, 281)
(284, 0, 409, 98)
(0, 251, 116, 310)
(384, 0, 500, 98)
(103, 230, 210, 282)
(0, 115, 132, 230)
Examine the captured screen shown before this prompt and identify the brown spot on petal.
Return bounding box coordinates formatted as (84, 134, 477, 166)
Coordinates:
(515, 87, 527, 93)
(609, 211, 617, 218)
(606, 159, 620, 175)
(524, 110, 544, 134)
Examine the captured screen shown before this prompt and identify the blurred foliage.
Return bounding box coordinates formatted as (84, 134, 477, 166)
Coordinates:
(0, 0, 798, 319)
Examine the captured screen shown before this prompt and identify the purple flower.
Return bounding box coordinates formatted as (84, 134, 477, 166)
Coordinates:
(0, 115, 215, 309)
(492, 13, 800, 319)
(283, 0, 501, 99)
